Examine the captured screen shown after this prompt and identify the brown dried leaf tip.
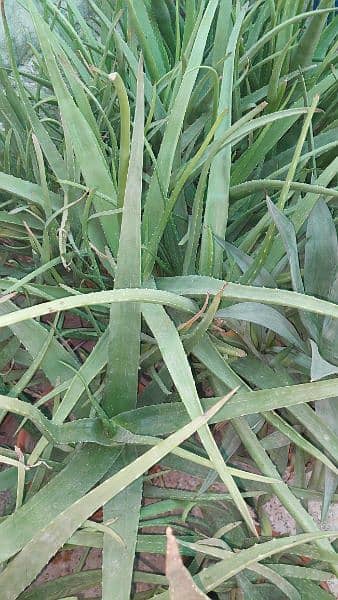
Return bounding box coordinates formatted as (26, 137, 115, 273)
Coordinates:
(166, 526, 209, 600)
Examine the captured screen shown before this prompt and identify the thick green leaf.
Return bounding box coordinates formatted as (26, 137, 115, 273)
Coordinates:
(142, 0, 220, 277)
(0, 172, 61, 209)
(115, 378, 338, 437)
(0, 289, 197, 329)
(142, 300, 257, 535)
(157, 276, 338, 319)
(0, 301, 78, 385)
(102, 60, 144, 600)
(304, 199, 338, 301)
(217, 238, 277, 287)
(267, 198, 304, 294)
(153, 531, 338, 599)
(28, 1, 119, 254)
(320, 275, 338, 366)
(311, 340, 338, 381)
(17, 570, 101, 600)
(0, 394, 231, 598)
(1, 3, 338, 597)
(232, 73, 336, 185)
(293, 0, 334, 68)
(217, 301, 306, 351)
(267, 156, 338, 270)
(127, 0, 169, 81)
(0, 445, 121, 562)
(200, 4, 246, 277)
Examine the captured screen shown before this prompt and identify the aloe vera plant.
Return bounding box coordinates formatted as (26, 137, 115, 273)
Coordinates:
(0, 1, 337, 599)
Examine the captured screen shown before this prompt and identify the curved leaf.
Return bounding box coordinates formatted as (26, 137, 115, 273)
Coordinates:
(217, 302, 306, 350)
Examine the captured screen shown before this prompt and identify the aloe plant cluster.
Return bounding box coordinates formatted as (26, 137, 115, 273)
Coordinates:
(0, 1, 337, 598)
